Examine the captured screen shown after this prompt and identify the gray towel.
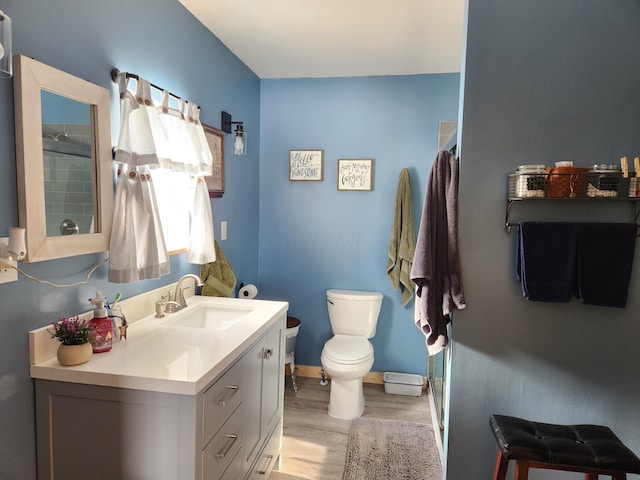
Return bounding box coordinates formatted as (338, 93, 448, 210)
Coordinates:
(386, 168, 415, 306)
(410, 150, 465, 355)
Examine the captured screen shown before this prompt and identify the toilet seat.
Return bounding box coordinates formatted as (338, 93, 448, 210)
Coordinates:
(322, 335, 373, 365)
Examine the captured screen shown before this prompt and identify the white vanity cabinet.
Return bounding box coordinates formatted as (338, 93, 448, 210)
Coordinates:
(33, 310, 286, 480)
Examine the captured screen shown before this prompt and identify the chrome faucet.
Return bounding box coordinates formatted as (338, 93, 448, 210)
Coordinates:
(173, 274, 204, 311)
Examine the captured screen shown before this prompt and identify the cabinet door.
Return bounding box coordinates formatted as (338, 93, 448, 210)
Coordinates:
(242, 318, 286, 476)
(242, 334, 265, 469)
(261, 322, 283, 435)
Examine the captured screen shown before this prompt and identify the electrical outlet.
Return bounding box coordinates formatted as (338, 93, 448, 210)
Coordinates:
(221, 221, 227, 241)
(0, 237, 18, 284)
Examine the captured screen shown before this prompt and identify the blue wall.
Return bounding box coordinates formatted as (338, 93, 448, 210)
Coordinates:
(0, 1, 461, 477)
(449, 1, 640, 478)
(259, 75, 460, 375)
(0, 0, 260, 477)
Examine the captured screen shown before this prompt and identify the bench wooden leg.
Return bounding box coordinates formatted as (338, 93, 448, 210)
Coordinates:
(492, 451, 629, 480)
(514, 461, 530, 480)
(493, 451, 508, 480)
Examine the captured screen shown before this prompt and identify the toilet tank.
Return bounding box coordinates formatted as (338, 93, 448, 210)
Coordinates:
(326, 289, 383, 338)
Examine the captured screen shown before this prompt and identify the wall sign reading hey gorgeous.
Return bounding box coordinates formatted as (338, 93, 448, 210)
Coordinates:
(338, 158, 374, 191)
(289, 149, 324, 181)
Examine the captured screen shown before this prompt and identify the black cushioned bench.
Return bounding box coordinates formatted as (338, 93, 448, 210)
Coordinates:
(490, 414, 640, 480)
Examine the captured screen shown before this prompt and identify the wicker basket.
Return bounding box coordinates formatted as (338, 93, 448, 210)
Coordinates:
(545, 167, 589, 198)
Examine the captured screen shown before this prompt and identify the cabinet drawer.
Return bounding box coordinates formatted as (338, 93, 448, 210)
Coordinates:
(203, 404, 243, 480)
(246, 418, 283, 480)
(203, 359, 244, 443)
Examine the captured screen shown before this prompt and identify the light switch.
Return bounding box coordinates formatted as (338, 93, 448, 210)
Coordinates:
(221, 221, 227, 241)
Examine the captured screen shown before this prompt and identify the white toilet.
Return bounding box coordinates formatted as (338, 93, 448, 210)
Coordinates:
(320, 289, 383, 419)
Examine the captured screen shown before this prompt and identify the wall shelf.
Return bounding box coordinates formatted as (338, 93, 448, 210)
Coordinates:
(506, 171, 640, 234)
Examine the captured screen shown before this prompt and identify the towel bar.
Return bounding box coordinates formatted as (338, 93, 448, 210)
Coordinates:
(505, 199, 640, 235)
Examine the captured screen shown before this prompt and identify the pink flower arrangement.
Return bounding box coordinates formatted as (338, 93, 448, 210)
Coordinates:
(49, 316, 96, 346)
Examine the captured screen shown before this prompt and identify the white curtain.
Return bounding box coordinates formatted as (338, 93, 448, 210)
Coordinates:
(108, 72, 216, 283)
(184, 101, 216, 265)
(113, 75, 162, 168)
(156, 92, 212, 175)
(108, 165, 169, 283)
(188, 177, 216, 265)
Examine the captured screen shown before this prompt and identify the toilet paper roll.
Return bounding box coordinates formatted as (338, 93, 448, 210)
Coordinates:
(238, 284, 258, 299)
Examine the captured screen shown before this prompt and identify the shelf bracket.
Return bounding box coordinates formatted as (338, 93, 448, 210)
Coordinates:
(505, 200, 516, 234)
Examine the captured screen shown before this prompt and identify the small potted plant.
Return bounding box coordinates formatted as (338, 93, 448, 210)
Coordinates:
(49, 316, 96, 366)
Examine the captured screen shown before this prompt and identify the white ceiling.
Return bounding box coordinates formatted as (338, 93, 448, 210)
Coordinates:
(178, 0, 466, 79)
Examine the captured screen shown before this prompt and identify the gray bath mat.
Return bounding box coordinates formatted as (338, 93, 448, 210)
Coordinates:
(343, 417, 442, 480)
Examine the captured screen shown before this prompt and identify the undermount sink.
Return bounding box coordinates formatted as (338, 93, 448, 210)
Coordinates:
(163, 303, 254, 330)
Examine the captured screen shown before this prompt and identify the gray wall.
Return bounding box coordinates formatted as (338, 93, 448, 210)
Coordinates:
(449, 1, 640, 478)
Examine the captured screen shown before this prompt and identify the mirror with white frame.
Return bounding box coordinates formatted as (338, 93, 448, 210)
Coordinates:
(13, 55, 112, 262)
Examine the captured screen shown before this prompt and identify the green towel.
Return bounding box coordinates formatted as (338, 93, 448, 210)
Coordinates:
(386, 168, 415, 306)
(200, 240, 236, 297)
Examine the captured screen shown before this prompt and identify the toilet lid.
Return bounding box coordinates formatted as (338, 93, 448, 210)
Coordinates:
(323, 335, 373, 364)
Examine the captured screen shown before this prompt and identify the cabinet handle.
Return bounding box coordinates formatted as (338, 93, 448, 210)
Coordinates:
(216, 385, 239, 406)
(215, 434, 238, 459)
(257, 454, 275, 475)
(263, 348, 273, 360)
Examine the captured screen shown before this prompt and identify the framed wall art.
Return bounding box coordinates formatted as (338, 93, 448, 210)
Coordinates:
(337, 158, 373, 191)
(202, 123, 225, 198)
(289, 149, 323, 181)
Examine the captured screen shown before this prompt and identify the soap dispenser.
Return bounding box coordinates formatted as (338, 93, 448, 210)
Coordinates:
(89, 291, 112, 353)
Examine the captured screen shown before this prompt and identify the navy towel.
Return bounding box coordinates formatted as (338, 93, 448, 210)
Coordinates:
(517, 222, 578, 302)
(574, 223, 636, 308)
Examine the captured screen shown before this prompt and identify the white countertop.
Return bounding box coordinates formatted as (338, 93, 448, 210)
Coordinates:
(30, 296, 288, 395)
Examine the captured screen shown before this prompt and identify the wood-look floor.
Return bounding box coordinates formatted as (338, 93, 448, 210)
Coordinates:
(269, 376, 439, 480)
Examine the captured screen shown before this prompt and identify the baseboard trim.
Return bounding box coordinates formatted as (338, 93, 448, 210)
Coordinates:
(286, 364, 428, 390)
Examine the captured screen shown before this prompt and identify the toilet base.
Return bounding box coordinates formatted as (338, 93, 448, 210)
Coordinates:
(328, 377, 365, 420)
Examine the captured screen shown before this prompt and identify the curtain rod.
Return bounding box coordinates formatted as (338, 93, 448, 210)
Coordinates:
(110, 68, 200, 110)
